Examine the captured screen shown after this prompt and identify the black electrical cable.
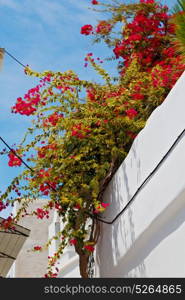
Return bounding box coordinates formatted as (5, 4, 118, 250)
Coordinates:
(93, 128, 185, 224)
(1, 128, 185, 225)
(4, 49, 27, 68)
(0, 136, 57, 193)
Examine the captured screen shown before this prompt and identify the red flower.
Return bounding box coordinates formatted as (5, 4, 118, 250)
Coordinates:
(94, 202, 110, 213)
(140, 0, 155, 3)
(44, 271, 58, 278)
(101, 202, 110, 208)
(87, 89, 96, 102)
(39, 182, 56, 196)
(36, 208, 49, 219)
(96, 21, 112, 35)
(48, 201, 54, 209)
(38, 144, 57, 159)
(39, 184, 49, 196)
(77, 133, 85, 139)
(43, 112, 63, 127)
(12, 85, 42, 116)
(128, 33, 142, 41)
(127, 131, 137, 139)
(34, 246, 42, 251)
(132, 93, 144, 100)
(80, 24, 93, 35)
(95, 121, 101, 127)
(113, 43, 125, 58)
(71, 130, 78, 137)
(70, 239, 77, 246)
(0, 201, 7, 212)
(74, 204, 81, 210)
(91, 0, 99, 4)
(0, 216, 14, 230)
(55, 203, 63, 211)
(8, 152, 22, 167)
(75, 124, 82, 130)
(84, 245, 95, 252)
(149, 0, 155, 3)
(71, 123, 89, 139)
(163, 47, 175, 58)
(126, 108, 138, 119)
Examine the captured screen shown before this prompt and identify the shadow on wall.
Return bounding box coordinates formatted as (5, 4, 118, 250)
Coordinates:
(96, 129, 185, 278)
(97, 182, 185, 277)
(96, 155, 145, 277)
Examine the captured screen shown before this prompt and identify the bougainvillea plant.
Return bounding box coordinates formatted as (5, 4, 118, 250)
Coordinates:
(0, 0, 184, 278)
(172, 0, 185, 61)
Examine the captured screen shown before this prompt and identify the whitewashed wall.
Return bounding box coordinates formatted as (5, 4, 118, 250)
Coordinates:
(48, 211, 80, 277)
(8, 204, 80, 278)
(95, 72, 185, 278)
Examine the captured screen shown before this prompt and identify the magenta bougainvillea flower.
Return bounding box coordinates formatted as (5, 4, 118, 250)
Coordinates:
(80, 24, 93, 35)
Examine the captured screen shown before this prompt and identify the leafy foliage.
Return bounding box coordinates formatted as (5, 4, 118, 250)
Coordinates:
(172, 0, 185, 61)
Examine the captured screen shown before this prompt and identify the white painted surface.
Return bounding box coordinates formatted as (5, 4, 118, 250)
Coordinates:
(96, 71, 185, 277)
(48, 211, 80, 277)
(8, 199, 53, 277)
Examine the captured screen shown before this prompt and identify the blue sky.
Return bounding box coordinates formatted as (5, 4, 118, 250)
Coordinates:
(0, 0, 177, 217)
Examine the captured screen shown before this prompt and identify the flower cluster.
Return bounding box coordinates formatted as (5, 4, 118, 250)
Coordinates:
(71, 123, 91, 139)
(96, 21, 112, 35)
(11, 97, 37, 116)
(81, 21, 112, 36)
(35, 208, 49, 219)
(44, 271, 58, 278)
(110, 0, 185, 89)
(34, 246, 42, 251)
(94, 202, 110, 213)
(70, 239, 77, 246)
(0, 216, 15, 230)
(12, 86, 42, 116)
(43, 112, 63, 127)
(113, 3, 170, 69)
(11, 75, 53, 116)
(84, 244, 95, 252)
(81, 24, 93, 35)
(0, 200, 8, 212)
(91, 0, 99, 4)
(8, 151, 22, 167)
(126, 108, 138, 119)
(39, 182, 56, 196)
(37, 143, 57, 159)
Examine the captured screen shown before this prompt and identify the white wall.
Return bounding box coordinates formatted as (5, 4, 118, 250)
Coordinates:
(95, 72, 185, 278)
(8, 202, 80, 278)
(8, 199, 53, 277)
(48, 211, 80, 277)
